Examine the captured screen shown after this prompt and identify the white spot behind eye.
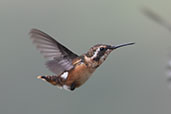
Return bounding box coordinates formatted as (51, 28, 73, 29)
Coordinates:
(91, 48, 100, 59)
(61, 72, 68, 79)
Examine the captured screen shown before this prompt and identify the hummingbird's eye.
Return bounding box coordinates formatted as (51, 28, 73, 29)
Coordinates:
(100, 47, 105, 51)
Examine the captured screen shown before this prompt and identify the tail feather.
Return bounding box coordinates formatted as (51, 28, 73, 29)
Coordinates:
(37, 75, 62, 86)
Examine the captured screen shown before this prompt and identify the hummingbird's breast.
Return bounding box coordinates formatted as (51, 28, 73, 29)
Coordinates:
(65, 58, 95, 88)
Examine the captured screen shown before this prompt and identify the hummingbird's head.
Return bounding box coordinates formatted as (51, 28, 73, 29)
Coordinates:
(85, 42, 135, 66)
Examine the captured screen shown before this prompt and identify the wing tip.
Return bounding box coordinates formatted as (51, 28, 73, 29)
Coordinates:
(29, 28, 41, 35)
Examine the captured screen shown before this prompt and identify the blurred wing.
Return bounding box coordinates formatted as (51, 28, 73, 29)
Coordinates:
(29, 29, 78, 75)
(166, 53, 171, 89)
(141, 7, 171, 31)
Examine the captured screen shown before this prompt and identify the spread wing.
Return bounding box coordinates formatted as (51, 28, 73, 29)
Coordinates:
(29, 29, 78, 75)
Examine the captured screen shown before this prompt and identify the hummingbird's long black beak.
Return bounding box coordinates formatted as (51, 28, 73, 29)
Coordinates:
(109, 42, 135, 50)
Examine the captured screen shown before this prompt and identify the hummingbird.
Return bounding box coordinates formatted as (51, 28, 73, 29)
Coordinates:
(29, 29, 134, 91)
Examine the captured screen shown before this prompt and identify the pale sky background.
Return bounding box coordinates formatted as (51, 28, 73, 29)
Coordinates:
(1, 0, 171, 114)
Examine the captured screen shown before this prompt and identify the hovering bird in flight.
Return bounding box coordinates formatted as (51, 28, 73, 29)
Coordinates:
(29, 29, 134, 91)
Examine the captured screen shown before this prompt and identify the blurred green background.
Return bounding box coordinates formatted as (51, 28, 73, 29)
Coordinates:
(1, 0, 171, 114)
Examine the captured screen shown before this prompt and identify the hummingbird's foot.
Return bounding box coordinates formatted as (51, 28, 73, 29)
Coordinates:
(70, 82, 76, 91)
